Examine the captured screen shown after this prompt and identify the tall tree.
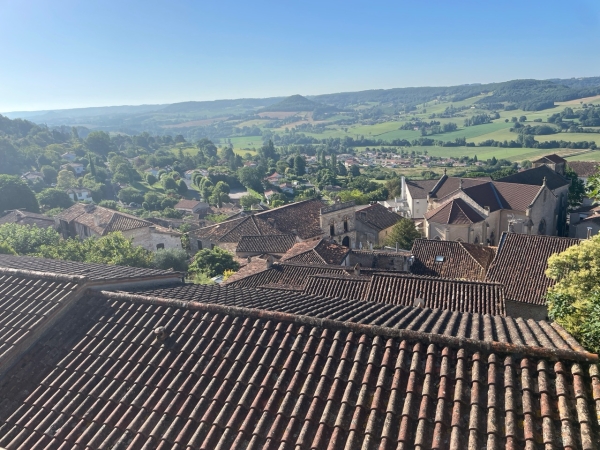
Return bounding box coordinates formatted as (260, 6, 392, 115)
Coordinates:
(0, 175, 40, 213)
(384, 218, 421, 250)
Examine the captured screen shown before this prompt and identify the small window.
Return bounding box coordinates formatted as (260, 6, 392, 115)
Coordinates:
(156, 243, 165, 250)
(435, 255, 445, 262)
(211, 244, 215, 250)
(197, 240, 203, 250)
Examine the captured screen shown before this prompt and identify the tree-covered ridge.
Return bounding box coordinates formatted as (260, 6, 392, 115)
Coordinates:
(260, 95, 330, 112)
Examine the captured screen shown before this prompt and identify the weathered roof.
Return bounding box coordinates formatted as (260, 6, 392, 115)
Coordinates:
(303, 273, 372, 300)
(355, 202, 402, 231)
(56, 203, 153, 235)
(492, 181, 547, 211)
(533, 153, 567, 164)
(430, 176, 491, 199)
(0, 210, 55, 228)
(193, 215, 281, 243)
(0, 268, 84, 368)
(174, 199, 205, 210)
(224, 261, 359, 290)
(411, 239, 496, 281)
(236, 234, 297, 254)
(424, 198, 484, 224)
(486, 232, 581, 305)
(365, 272, 505, 315)
(0, 254, 182, 282)
(281, 238, 350, 265)
(254, 198, 325, 239)
(0, 286, 597, 449)
(404, 179, 438, 199)
(568, 161, 600, 178)
(120, 283, 588, 353)
(498, 165, 570, 191)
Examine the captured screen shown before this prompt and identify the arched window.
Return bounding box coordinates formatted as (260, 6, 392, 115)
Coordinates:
(474, 235, 479, 244)
(342, 236, 350, 247)
(343, 216, 348, 232)
(434, 236, 441, 241)
(329, 219, 335, 236)
(197, 240, 202, 250)
(489, 231, 495, 246)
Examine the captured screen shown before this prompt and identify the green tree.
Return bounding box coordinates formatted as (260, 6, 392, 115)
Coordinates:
(189, 247, 240, 277)
(546, 235, 600, 352)
(153, 248, 189, 272)
(0, 242, 16, 255)
(112, 163, 133, 184)
(56, 170, 78, 190)
(41, 165, 58, 184)
(259, 140, 277, 161)
(237, 167, 264, 192)
(162, 176, 178, 191)
(565, 166, 585, 209)
(86, 131, 112, 156)
(384, 218, 421, 250)
(146, 174, 158, 185)
(293, 155, 306, 176)
(117, 187, 143, 205)
(0, 223, 60, 255)
(0, 175, 40, 213)
(37, 188, 74, 209)
(349, 165, 361, 177)
(240, 192, 262, 209)
(177, 179, 188, 195)
(0, 138, 23, 175)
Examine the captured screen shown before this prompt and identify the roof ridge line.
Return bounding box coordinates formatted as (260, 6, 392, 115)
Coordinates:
(459, 241, 488, 269)
(373, 271, 503, 286)
(0, 267, 88, 284)
(98, 290, 598, 363)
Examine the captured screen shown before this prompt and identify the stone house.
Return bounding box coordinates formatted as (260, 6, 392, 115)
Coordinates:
(56, 203, 182, 251)
(319, 199, 356, 248)
(0, 210, 55, 229)
(20, 171, 44, 183)
(354, 203, 402, 249)
(174, 199, 209, 215)
(532, 153, 566, 175)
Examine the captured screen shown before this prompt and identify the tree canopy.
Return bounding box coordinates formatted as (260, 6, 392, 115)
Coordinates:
(188, 247, 239, 278)
(383, 218, 421, 250)
(0, 175, 40, 214)
(546, 235, 600, 352)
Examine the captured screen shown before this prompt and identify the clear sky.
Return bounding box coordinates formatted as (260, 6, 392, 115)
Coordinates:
(1, 0, 599, 112)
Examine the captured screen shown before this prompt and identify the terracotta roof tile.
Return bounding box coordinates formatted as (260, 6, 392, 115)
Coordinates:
(303, 274, 372, 300)
(0, 254, 182, 281)
(485, 232, 581, 305)
(236, 234, 297, 254)
(424, 198, 484, 224)
(281, 238, 349, 265)
(193, 215, 281, 243)
(533, 153, 567, 164)
(568, 161, 600, 178)
(355, 203, 402, 231)
(410, 239, 496, 281)
(0, 282, 596, 448)
(255, 199, 325, 239)
(57, 204, 152, 235)
(365, 273, 506, 315)
(0, 210, 55, 228)
(498, 165, 570, 191)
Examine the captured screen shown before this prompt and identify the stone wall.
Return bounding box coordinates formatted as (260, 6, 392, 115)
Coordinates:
(505, 300, 548, 321)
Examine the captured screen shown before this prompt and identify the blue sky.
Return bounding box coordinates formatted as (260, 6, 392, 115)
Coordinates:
(1, 0, 599, 112)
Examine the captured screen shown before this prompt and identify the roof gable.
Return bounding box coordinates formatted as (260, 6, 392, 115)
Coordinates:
(355, 203, 401, 230)
(281, 238, 350, 265)
(425, 198, 484, 224)
(498, 165, 570, 191)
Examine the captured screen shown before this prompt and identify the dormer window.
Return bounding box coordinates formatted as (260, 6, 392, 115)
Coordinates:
(435, 255, 445, 262)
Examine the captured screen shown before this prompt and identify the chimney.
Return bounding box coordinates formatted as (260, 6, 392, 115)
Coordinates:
(266, 255, 274, 269)
(587, 227, 593, 239)
(353, 263, 361, 276)
(247, 256, 252, 263)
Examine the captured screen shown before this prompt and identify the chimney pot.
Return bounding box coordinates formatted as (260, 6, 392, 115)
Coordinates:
(353, 263, 361, 276)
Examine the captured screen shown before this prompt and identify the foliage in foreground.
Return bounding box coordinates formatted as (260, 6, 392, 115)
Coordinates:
(0, 175, 40, 214)
(546, 234, 600, 353)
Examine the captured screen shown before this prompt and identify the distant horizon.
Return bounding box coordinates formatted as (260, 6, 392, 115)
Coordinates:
(1, 0, 599, 112)
(3, 73, 599, 115)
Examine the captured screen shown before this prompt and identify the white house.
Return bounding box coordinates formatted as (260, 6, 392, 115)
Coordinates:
(21, 172, 44, 183)
(66, 188, 94, 202)
(61, 163, 85, 176)
(61, 152, 77, 161)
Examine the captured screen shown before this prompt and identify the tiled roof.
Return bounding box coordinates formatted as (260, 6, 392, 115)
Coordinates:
(0, 210, 55, 228)
(0, 287, 597, 449)
(355, 202, 401, 230)
(460, 182, 508, 212)
(533, 153, 567, 164)
(281, 238, 350, 265)
(254, 198, 325, 239)
(57, 204, 152, 235)
(492, 181, 546, 211)
(0, 254, 182, 281)
(404, 179, 438, 199)
(498, 165, 570, 191)
(568, 161, 600, 177)
(225, 262, 359, 290)
(411, 239, 496, 281)
(236, 234, 297, 254)
(303, 274, 371, 300)
(120, 284, 588, 353)
(424, 198, 484, 224)
(193, 215, 281, 243)
(429, 176, 491, 199)
(174, 199, 204, 209)
(486, 232, 582, 305)
(365, 273, 505, 315)
(0, 268, 84, 368)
